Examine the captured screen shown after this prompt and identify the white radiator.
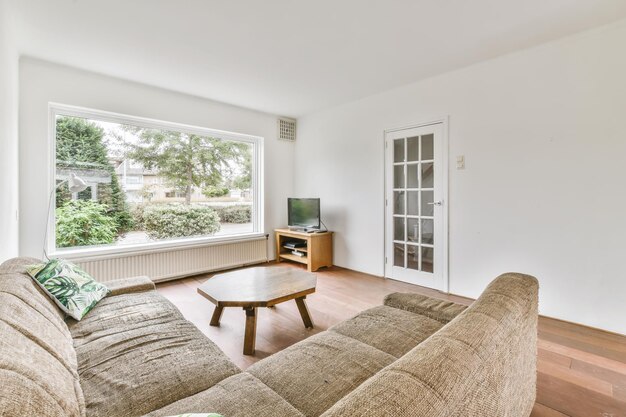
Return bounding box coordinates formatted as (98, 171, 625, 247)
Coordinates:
(76, 237, 268, 283)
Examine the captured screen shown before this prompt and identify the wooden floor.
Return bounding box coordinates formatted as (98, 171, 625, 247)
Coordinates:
(156, 263, 626, 417)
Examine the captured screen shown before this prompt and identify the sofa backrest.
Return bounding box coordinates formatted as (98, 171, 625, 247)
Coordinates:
(321, 273, 539, 417)
(0, 257, 85, 417)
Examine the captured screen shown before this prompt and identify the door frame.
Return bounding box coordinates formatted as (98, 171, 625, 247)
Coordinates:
(383, 116, 450, 293)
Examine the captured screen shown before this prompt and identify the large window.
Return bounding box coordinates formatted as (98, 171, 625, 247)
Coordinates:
(50, 104, 263, 254)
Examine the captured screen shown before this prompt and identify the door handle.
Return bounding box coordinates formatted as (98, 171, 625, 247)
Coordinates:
(427, 201, 443, 206)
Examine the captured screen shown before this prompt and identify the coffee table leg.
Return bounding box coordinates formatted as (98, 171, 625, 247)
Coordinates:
(210, 305, 224, 326)
(243, 307, 257, 355)
(295, 296, 314, 328)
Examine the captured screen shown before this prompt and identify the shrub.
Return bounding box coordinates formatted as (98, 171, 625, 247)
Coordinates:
(142, 204, 220, 239)
(202, 185, 230, 198)
(130, 204, 147, 231)
(56, 200, 118, 248)
(213, 205, 252, 223)
(111, 205, 135, 233)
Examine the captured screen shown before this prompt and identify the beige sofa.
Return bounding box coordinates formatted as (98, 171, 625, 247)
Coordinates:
(0, 257, 538, 417)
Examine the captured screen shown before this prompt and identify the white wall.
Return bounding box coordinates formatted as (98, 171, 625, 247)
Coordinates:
(294, 20, 626, 334)
(0, 0, 19, 262)
(19, 58, 293, 260)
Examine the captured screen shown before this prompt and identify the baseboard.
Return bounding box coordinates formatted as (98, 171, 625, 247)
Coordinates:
(330, 265, 625, 338)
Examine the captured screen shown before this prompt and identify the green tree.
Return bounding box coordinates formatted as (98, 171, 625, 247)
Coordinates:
(231, 146, 252, 191)
(202, 185, 230, 198)
(123, 128, 249, 204)
(55, 116, 133, 232)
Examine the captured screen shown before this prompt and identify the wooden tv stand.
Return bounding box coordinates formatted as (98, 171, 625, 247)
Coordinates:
(275, 228, 333, 272)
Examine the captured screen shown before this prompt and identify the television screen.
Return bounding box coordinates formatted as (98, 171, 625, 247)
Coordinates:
(288, 198, 320, 229)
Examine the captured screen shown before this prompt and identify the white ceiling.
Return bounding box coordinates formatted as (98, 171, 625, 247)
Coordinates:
(9, 0, 626, 117)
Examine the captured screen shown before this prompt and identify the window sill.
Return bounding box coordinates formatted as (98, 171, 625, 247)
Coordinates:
(50, 232, 268, 263)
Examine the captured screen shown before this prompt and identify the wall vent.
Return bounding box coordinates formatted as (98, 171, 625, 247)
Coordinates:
(278, 117, 296, 142)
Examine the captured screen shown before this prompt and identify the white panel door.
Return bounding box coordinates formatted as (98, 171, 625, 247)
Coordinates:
(384, 123, 447, 290)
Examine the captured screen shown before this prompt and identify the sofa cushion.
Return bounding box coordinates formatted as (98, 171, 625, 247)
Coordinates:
(166, 415, 223, 417)
(0, 257, 84, 416)
(247, 331, 395, 417)
(383, 292, 468, 324)
(147, 373, 305, 417)
(329, 305, 444, 358)
(106, 275, 155, 296)
(69, 290, 240, 417)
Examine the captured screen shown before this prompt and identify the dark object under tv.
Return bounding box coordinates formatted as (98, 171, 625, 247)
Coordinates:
(288, 198, 320, 231)
(284, 240, 307, 249)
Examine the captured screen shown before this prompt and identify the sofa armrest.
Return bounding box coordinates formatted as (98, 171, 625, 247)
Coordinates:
(0, 257, 45, 274)
(383, 292, 468, 324)
(323, 274, 539, 417)
(106, 276, 155, 296)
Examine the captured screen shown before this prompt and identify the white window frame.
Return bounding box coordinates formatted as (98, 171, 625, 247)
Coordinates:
(47, 103, 265, 260)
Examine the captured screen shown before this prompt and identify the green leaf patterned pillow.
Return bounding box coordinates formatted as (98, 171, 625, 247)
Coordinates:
(26, 259, 110, 320)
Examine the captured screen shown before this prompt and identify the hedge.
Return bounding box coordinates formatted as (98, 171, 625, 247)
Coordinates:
(142, 205, 220, 239)
(212, 205, 252, 223)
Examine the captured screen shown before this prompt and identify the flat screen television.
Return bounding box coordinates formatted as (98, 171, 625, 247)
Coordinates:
(288, 198, 320, 230)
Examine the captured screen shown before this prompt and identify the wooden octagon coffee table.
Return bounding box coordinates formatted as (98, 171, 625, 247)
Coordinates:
(198, 267, 317, 355)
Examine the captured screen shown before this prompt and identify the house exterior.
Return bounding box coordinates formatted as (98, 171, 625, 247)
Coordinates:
(111, 158, 249, 204)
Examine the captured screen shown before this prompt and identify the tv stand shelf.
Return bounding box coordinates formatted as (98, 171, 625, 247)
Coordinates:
(283, 245, 308, 253)
(275, 228, 333, 272)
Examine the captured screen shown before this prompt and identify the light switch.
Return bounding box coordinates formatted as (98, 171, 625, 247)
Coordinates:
(456, 155, 465, 170)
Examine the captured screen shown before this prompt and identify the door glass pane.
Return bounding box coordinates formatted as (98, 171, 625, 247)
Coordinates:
(407, 136, 419, 162)
(407, 218, 419, 243)
(394, 139, 404, 162)
(421, 190, 434, 216)
(394, 217, 405, 241)
(393, 165, 404, 188)
(407, 244, 419, 270)
(421, 162, 433, 188)
(407, 164, 419, 188)
(394, 243, 405, 267)
(421, 247, 434, 273)
(393, 191, 405, 215)
(421, 134, 434, 160)
(421, 219, 434, 244)
(389, 128, 439, 276)
(407, 191, 419, 216)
